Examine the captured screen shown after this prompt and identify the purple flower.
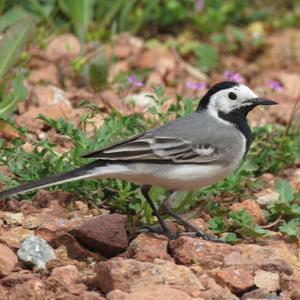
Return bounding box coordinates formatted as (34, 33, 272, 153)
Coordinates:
(223, 70, 242, 83)
(195, 0, 205, 12)
(128, 75, 144, 87)
(186, 81, 206, 91)
(268, 80, 282, 92)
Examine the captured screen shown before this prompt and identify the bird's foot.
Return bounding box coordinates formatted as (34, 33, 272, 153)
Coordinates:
(178, 230, 225, 243)
(161, 204, 225, 243)
(137, 224, 178, 240)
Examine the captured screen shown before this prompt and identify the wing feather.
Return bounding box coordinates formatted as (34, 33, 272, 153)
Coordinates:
(82, 131, 219, 164)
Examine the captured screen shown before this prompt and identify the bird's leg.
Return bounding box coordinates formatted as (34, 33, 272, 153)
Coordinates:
(161, 202, 225, 243)
(141, 185, 177, 240)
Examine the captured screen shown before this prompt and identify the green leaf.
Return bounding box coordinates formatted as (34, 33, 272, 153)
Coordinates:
(0, 74, 27, 116)
(229, 209, 254, 228)
(224, 232, 237, 242)
(0, 16, 36, 80)
(195, 43, 219, 72)
(12, 74, 28, 101)
(59, 0, 94, 42)
(275, 180, 294, 203)
(208, 216, 228, 233)
(279, 219, 300, 239)
(237, 224, 268, 237)
(88, 49, 108, 90)
(0, 6, 32, 33)
(154, 86, 165, 98)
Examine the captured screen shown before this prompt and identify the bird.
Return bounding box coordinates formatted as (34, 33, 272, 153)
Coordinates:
(0, 81, 277, 241)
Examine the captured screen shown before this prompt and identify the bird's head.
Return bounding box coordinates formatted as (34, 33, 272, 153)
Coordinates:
(197, 81, 277, 117)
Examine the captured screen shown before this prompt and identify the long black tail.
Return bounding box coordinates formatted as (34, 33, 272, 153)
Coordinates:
(0, 161, 105, 199)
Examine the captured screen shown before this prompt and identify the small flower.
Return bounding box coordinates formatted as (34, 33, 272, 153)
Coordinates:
(128, 75, 144, 87)
(268, 80, 282, 92)
(195, 0, 205, 12)
(223, 70, 242, 83)
(186, 81, 206, 91)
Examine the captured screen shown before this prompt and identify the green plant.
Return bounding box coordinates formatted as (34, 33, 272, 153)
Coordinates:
(59, 0, 94, 43)
(207, 179, 300, 241)
(0, 11, 35, 116)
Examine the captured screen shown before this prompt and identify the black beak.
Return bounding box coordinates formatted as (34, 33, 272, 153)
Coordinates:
(247, 97, 278, 106)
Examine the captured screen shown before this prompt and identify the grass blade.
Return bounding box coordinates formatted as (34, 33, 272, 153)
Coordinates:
(59, 0, 94, 42)
(0, 6, 31, 33)
(0, 16, 36, 80)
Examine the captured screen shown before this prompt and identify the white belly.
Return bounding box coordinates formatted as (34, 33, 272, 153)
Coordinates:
(90, 162, 238, 191)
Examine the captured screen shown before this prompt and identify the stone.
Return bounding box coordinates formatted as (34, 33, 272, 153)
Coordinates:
(107, 284, 199, 300)
(3, 212, 24, 225)
(3, 279, 55, 299)
(128, 233, 173, 262)
(0, 244, 18, 277)
(36, 206, 81, 246)
(213, 267, 254, 293)
(22, 214, 42, 229)
(57, 233, 102, 261)
(169, 236, 233, 268)
(70, 214, 128, 258)
(77, 291, 106, 300)
(28, 63, 59, 85)
(196, 273, 239, 300)
(96, 259, 205, 297)
(255, 189, 279, 206)
(240, 288, 279, 300)
(224, 244, 293, 275)
(31, 85, 71, 108)
(0, 271, 40, 287)
(253, 270, 280, 292)
(0, 226, 33, 248)
(48, 265, 87, 295)
(17, 236, 55, 269)
(19, 201, 39, 215)
(230, 199, 265, 224)
(16, 103, 74, 131)
(74, 201, 89, 213)
(46, 33, 80, 61)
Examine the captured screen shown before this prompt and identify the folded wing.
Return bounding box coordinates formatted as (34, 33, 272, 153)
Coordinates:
(82, 133, 219, 164)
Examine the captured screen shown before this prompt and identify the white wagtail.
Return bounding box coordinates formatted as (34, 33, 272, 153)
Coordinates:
(0, 81, 277, 241)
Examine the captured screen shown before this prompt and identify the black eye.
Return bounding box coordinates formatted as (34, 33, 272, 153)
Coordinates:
(228, 92, 237, 100)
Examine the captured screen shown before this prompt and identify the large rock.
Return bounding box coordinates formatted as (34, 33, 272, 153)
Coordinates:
(46, 33, 80, 61)
(107, 284, 200, 300)
(169, 237, 233, 268)
(96, 258, 205, 297)
(48, 265, 87, 295)
(57, 233, 102, 261)
(0, 244, 18, 277)
(127, 233, 173, 262)
(0, 271, 40, 287)
(70, 214, 128, 257)
(212, 267, 254, 293)
(1, 279, 55, 299)
(253, 270, 280, 292)
(17, 236, 55, 269)
(0, 226, 33, 248)
(169, 237, 297, 277)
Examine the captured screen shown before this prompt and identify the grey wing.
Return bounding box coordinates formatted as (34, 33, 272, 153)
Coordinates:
(82, 132, 220, 164)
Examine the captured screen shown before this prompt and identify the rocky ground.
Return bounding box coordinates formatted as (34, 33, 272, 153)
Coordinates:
(0, 30, 300, 299)
(0, 187, 300, 299)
